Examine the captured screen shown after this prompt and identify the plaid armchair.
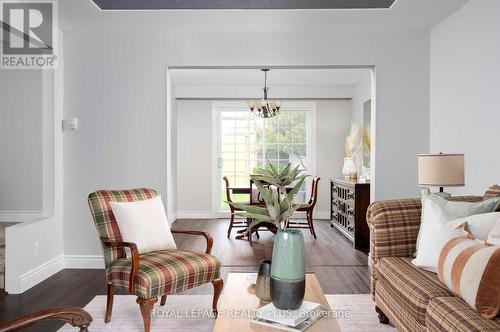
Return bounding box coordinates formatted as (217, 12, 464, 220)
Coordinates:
(88, 189, 223, 332)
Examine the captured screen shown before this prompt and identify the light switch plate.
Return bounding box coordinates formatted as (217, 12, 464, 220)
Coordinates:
(63, 118, 79, 131)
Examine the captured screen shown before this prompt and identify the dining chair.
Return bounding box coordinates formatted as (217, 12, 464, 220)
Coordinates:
(287, 177, 321, 239)
(223, 176, 251, 238)
(88, 188, 223, 332)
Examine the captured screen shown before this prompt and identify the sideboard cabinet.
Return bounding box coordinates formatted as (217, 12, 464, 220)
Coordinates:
(330, 178, 370, 250)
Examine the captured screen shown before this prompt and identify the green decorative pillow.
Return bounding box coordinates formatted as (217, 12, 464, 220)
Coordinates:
(426, 189, 500, 218)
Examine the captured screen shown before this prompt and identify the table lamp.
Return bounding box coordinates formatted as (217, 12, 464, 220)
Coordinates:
(418, 153, 464, 197)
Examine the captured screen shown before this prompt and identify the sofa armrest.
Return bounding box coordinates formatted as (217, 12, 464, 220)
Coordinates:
(367, 198, 423, 260)
(367, 198, 422, 296)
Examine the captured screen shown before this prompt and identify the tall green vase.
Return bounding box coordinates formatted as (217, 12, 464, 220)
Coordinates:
(270, 229, 305, 310)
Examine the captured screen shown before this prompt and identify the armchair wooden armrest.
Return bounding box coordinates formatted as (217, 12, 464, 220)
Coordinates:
(0, 306, 92, 332)
(171, 230, 214, 254)
(100, 238, 139, 293)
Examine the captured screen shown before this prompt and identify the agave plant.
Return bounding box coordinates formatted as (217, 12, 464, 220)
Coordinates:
(252, 163, 308, 193)
(228, 163, 308, 234)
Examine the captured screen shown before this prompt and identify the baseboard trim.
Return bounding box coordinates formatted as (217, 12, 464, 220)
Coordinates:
(64, 255, 105, 269)
(175, 211, 217, 219)
(15, 255, 65, 294)
(167, 212, 177, 223)
(311, 211, 330, 220)
(7, 255, 105, 294)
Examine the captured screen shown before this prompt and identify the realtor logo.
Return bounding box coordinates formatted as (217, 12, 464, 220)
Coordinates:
(1, 0, 58, 69)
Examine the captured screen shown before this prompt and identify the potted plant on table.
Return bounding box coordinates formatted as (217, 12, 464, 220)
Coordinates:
(227, 163, 309, 310)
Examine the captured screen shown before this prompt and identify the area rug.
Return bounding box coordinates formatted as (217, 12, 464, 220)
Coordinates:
(59, 294, 396, 331)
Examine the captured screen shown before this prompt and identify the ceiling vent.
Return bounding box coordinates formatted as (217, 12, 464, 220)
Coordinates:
(91, 0, 397, 11)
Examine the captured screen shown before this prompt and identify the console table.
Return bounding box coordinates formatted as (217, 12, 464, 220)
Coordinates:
(330, 178, 370, 250)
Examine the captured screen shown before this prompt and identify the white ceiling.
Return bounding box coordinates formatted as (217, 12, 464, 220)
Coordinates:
(60, 0, 468, 31)
(171, 68, 371, 86)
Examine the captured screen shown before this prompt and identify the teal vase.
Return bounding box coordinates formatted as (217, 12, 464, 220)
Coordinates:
(270, 229, 305, 310)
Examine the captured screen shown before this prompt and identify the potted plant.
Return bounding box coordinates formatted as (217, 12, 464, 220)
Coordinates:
(228, 163, 308, 310)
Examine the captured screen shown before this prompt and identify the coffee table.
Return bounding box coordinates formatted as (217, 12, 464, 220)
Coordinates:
(213, 273, 341, 331)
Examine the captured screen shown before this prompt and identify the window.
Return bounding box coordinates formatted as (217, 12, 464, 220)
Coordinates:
(214, 101, 315, 211)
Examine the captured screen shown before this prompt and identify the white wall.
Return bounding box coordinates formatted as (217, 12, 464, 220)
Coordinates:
(4, 63, 65, 293)
(430, 0, 500, 196)
(175, 100, 213, 214)
(351, 75, 372, 124)
(315, 100, 353, 212)
(59, 28, 429, 257)
(0, 71, 43, 214)
(175, 99, 352, 217)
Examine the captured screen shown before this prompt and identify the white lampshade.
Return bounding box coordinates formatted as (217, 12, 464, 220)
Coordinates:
(418, 154, 465, 187)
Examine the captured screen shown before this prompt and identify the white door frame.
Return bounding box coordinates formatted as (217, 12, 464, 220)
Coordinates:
(165, 65, 376, 222)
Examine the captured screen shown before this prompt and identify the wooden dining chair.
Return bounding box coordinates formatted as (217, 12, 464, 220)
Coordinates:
(287, 177, 321, 239)
(223, 176, 251, 238)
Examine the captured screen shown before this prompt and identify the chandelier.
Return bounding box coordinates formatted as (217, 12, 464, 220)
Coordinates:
(247, 69, 282, 118)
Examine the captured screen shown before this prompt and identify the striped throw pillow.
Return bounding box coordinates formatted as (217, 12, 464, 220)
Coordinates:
(438, 235, 500, 319)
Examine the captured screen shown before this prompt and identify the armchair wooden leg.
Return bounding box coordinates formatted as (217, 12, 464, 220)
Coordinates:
(105, 284, 114, 323)
(212, 278, 224, 318)
(160, 295, 167, 306)
(137, 297, 158, 332)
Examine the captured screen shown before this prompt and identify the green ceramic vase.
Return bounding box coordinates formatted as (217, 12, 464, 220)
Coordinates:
(270, 229, 305, 310)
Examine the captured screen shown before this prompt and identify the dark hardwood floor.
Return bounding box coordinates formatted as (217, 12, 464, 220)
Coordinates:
(0, 219, 369, 331)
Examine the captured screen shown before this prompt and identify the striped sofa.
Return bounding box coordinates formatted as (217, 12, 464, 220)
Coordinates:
(367, 187, 500, 332)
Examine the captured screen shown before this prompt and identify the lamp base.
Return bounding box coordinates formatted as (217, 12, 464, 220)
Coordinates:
(434, 191, 451, 198)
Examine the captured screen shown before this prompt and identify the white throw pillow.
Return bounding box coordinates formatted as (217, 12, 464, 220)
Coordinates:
(415, 189, 500, 253)
(412, 196, 468, 272)
(456, 212, 500, 241)
(110, 196, 177, 256)
(487, 220, 500, 245)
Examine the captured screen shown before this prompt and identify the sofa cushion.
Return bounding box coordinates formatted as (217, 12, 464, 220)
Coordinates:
(375, 278, 427, 332)
(426, 297, 500, 332)
(376, 257, 454, 324)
